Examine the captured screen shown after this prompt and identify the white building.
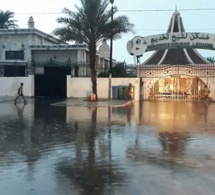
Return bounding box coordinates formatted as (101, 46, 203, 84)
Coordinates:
(0, 17, 111, 97)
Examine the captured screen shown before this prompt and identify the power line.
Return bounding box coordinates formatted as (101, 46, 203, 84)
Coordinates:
(135, 28, 215, 31)
(16, 12, 62, 15)
(14, 8, 215, 15)
(118, 8, 215, 12)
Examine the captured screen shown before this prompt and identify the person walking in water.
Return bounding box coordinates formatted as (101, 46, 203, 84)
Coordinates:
(126, 83, 133, 100)
(14, 83, 26, 103)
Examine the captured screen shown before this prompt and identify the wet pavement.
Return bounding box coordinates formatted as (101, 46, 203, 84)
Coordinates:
(0, 97, 215, 195)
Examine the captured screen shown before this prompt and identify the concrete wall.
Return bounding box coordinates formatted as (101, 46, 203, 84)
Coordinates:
(32, 50, 78, 63)
(67, 77, 92, 98)
(67, 76, 140, 100)
(0, 75, 34, 97)
(0, 75, 139, 99)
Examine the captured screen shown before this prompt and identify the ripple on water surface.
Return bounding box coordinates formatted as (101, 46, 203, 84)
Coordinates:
(0, 101, 214, 194)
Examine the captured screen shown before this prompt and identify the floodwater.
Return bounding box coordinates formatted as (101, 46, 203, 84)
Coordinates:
(0, 99, 215, 195)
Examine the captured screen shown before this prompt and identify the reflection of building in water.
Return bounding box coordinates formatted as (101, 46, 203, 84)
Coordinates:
(66, 106, 135, 126)
(132, 99, 215, 131)
(139, 10, 214, 101)
(57, 106, 127, 195)
(0, 102, 37, 167)
(159, 132, 189, 158)
(126, 131, 189, 165)
(139, 102, 198, 132)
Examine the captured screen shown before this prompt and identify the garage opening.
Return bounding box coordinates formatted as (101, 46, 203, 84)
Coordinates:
(35, 67, 70, 98)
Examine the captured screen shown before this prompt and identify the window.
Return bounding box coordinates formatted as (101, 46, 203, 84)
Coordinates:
(4, 66, 26, 77)
(5, 51, 24, 60)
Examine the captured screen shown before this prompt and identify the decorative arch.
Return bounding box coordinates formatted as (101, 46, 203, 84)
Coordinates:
(142, 74, 211, 101)
(128, 11, 215, 101)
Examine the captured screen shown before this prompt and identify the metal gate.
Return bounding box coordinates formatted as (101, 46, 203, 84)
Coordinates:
(139, 64, 215, 101)
(33, 58, 71, 98)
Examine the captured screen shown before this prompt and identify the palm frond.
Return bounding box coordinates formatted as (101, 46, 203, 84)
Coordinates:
(54, 0, 134, 45)
(206, 57, 215, 63)
(0, 10, 18, 29)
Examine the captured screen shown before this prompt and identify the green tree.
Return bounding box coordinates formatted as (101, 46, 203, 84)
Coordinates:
(98, 62, 128, 77)
(54, 0, 134, 100)
(206, 57, 215, 63)
(0, 10, 18, 29)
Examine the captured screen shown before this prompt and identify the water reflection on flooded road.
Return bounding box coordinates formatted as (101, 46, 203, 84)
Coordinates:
(0, 100, 215, 195)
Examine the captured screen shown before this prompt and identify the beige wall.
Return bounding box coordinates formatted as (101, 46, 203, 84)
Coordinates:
(0, 75, 34, 97)
(0, 75, 140, 99)
(67, 77, 140, 100)
(67, 77, 92, 98)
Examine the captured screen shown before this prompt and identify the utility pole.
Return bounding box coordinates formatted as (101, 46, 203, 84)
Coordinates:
(108, 0, 114, 99)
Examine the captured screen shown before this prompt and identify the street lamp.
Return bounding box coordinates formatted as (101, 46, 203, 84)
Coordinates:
(108, 0, 114, 99)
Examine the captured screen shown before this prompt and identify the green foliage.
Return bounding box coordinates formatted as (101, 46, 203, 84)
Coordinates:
(98, 62, 128, 77)
(206, 57, 215, 63)
(54, 0, 134, 44)
(0, 10, 18, 29)
(111, 64, 128, 77)
(98, 71, 109, 77)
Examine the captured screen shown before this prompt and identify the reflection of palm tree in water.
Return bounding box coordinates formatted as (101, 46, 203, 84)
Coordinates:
(57, 107, 126, 195)
(159, 132, 189, 158)
(88, 107, 97, 165)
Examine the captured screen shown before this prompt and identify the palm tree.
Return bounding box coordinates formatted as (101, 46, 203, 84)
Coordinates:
(206, 57, 215, 64)
(0, 10, 18, 29)
(54, 0, 134, 100)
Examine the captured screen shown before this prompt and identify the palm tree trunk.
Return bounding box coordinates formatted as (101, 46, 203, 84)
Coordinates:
(89, 44, 98, 100)
(88, 108, 97, 165)
(91, 69, 97, 99)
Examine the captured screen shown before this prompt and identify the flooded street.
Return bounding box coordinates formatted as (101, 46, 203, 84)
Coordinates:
(0, 99, 215, 195)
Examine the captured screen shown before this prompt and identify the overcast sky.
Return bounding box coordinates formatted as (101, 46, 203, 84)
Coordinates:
(2, 0, 215, 64)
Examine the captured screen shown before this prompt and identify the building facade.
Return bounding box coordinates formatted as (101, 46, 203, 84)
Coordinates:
(0, 17, 111, 97)
(127, 10, 215, 101)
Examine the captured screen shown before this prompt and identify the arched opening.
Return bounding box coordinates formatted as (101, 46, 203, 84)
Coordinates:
(148, 75, 210, 101)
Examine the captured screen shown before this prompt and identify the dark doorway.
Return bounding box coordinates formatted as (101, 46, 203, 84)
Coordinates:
(35, 67, 70, 98)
